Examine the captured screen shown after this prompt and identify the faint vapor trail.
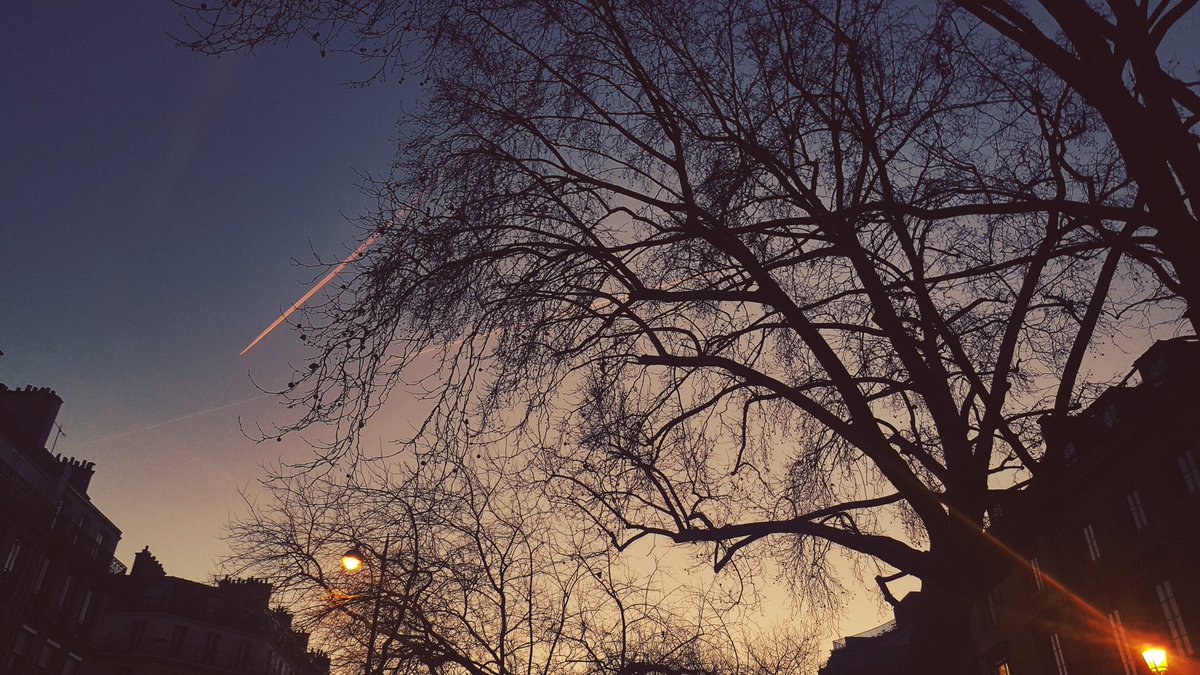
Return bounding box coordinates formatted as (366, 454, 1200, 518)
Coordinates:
(240, 232, 381, 356)
(81, 393, 271, 449)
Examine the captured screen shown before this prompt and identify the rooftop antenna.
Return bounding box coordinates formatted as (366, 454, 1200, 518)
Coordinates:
(51, 424, 67, 454)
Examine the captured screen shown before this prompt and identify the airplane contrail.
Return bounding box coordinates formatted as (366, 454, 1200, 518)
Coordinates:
(241, 202, 693, 359)
(240, 231, 381, 356)
(81, 393, 272, 449)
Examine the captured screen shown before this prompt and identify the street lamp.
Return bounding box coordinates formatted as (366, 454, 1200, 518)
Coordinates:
(341, 548, 365, 574)
(1142, 647, 1168, 673)
(340, 537, 390, 675)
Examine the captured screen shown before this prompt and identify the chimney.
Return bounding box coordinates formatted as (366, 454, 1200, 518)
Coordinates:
(0, 384, 64, 448)
(217, 577, 273, 608)
(130, 546, 167, 578)
(59, 457, 97, 495)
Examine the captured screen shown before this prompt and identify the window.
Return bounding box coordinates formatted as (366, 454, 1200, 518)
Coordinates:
(1147, 356, 1168, 381)
(34, 559, 50, 593)
(202, 632, 222, 664)
(90, 533, 103, 560)
(1083, 524, 1100, 561)
(1102, 405, 1118, 428)
(1108, 610, 1136, 675)
(140, 584, 164, 607)
(13, 626, 36, 655)
(62, 653, 82, 675)
(1156, 580, 1194, 655)
(986, 591, 998, 624)
(57, 575, 72, 609)
(1050, 632, 1069, 675)
(1030, 557, 1044, 591)
(995, 660, 1011, 675)
(127, 620, 146, 650)
(1179, 449, 1199, 494)
(4, 541, 21, 572)
(38, 640, 60, 669)
(77, 591, 92, 623)
(1127, 490, 1148, 530)
(168, 625, 189, 657)
(235, 640, 251, 669)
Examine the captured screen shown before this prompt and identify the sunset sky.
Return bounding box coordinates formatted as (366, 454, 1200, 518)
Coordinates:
(14, 1, 1194, 647)
(0, 4, 902, 637)
(0, 3, 418, 580)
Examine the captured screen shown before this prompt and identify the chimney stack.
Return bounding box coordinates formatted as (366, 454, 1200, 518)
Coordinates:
(130, 546, 167, 578)
(0, 384, 64, 448)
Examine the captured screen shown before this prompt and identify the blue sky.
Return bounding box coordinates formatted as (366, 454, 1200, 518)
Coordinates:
(0, 4, 903, 634)
(3, 0, 1195, 640)
(1, 2, 414, 580)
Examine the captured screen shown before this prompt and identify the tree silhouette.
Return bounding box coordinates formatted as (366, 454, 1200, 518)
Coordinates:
(182, 0, 1191, 670)
(953, 0, 1200, 328)
(225, 450, 818, 674)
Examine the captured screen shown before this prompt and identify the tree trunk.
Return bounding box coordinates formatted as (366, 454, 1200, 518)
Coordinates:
(1156, 226, 1200, 332)
(905, 577, 980, 675)
(904, 522, 1012, 675)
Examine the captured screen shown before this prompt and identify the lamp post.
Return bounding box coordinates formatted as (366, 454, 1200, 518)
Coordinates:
(1141, 647, 1168, 674)
(342, 534, 390, 675)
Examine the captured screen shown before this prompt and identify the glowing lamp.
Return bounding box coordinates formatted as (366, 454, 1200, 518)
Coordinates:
(341, 548, 365, 573)
(1142, 647, 1167, 673)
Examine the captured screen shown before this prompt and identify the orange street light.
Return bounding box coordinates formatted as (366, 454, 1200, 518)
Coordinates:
(1142, 647, 1168, 673)
(338, 538, 390, 674)
(342, 548, 365, 574)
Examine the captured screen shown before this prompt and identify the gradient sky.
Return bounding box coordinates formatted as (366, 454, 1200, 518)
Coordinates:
(10, 1, 1192, 645)
(0, 3, 419, 580)
(0, 3, 906, 637)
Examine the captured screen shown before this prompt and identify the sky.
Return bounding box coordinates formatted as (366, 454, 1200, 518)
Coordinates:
(7, 1, 1193, 649)
(0, 3, 417, 580)
(0, 2, 908, 640)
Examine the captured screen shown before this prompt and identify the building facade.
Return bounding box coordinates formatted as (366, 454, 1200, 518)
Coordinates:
(86, 547, 330, 675)
(820, 339, 1200, 674)
(1, 384, 124, 674)
(819, 594, 920, 675)
(972, 337, 1200, 674)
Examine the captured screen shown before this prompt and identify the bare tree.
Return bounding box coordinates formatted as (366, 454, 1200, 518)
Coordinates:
(181, 0, 1187, 671)
(226, 448, 817, 675)
(225, 451, 572, 675)
(950, 0, 1200, 327)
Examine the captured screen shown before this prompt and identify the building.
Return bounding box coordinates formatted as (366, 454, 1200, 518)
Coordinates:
(0, 383, 329, 674)
(86, 547, 330, 675)
(819, 594, 921, 675)
(1, 384, 124, 674)
(0, 385, 123, 671)
(972, 337, 1200, 674)
(820, 338, 1200, 674)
